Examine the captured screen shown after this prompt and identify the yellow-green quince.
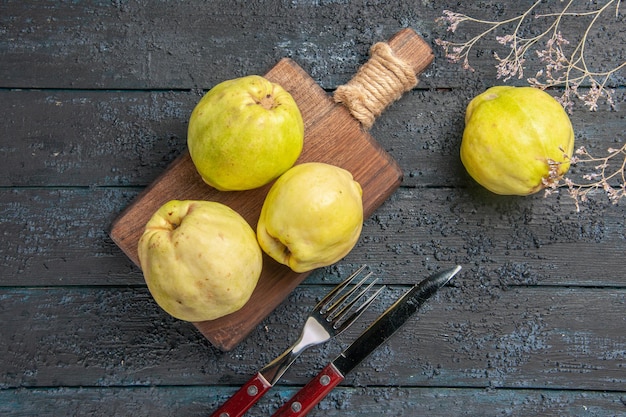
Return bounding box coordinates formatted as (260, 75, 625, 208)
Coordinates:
(138, 200, 262, 322)
(461, 86, 575, 195)
(257, 162, 363, 273)
(187, 75, 304, 191)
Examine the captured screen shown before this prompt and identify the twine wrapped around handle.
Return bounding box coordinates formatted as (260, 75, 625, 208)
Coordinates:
(334, 42, 418, 129)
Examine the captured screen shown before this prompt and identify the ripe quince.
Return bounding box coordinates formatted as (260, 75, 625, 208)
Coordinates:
(460, 86, 575, 195)
(138, 200, 262, 322)
(257, 162, 363, 273)
(187, 75, 304, 191)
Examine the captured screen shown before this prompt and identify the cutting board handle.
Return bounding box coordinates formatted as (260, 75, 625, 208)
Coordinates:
(334, 28, 434, 129)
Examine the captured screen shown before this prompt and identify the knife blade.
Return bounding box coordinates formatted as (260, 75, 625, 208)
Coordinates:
(271, 265, 461, 417)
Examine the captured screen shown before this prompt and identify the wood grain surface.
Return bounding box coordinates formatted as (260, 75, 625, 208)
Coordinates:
(1, 0, 625, 416)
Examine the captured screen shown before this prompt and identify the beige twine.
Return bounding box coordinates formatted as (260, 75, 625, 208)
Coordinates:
(334, 42, 418, 129)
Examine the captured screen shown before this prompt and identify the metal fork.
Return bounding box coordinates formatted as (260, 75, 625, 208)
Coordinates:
(262, 265, 385, 383)
(210, 265, 385, 417)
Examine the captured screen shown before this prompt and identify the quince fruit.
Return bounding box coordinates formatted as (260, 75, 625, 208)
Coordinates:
(257, 162, 363, 273)
(187, 75, 304, 191)
(138, 200, 262, 322)
(460, 86, 575, 195)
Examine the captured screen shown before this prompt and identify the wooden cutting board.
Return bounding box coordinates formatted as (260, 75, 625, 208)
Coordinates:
(110, 28, 434, 351)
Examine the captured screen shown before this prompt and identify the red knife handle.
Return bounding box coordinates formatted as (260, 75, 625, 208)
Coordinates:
(272, 363, 344, 417)
(210, 372, 272, 417)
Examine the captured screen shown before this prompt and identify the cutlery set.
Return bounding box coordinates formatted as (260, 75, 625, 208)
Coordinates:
(211, 265, 462, 417)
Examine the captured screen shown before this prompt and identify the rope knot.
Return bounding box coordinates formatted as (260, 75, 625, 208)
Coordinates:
(334, 42, 418, 129)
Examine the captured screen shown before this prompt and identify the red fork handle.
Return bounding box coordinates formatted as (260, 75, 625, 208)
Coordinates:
(272, 363, 345, 417)
(210, 373, 272, 417)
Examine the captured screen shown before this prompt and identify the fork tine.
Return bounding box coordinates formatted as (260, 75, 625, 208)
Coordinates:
(323, 271, 374, 315)
(326, 273, 376, 319)
(332, 284, 386, 332)
(315, 265, 367, 311)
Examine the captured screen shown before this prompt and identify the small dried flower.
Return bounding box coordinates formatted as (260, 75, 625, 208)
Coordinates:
(436, 10, 467, 33)
(560, 143, 626, 210)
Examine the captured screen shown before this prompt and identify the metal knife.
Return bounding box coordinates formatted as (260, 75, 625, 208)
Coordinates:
(271, 265, 461, 417)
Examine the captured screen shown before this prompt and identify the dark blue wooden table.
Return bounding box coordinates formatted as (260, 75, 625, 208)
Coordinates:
(1, 1, 625, 416)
